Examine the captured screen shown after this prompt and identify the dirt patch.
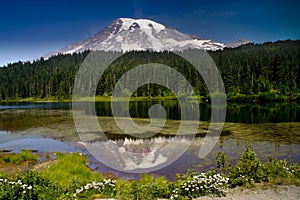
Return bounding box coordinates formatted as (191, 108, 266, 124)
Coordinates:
(31, 159, 58, 171)
(195, 185, 300, 200)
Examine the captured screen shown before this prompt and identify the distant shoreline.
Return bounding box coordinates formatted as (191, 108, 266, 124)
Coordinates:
(1, 92, 299, 104)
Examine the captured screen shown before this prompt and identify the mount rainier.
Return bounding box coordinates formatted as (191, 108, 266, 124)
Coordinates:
(44, 18, 249, 58)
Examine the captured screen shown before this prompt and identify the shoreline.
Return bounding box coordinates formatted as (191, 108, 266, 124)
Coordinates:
(0, 145, 300, 200)
(1, 150, 299, 199)
(1, 92, 300, 103)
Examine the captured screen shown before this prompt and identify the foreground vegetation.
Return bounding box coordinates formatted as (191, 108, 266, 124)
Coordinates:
(0, 145, 299, 199)
(0, 40, 299, 102)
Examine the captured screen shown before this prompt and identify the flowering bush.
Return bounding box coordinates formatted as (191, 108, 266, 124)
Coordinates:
(216, 144, 300, 187)
(264, 158, 300, 185)
(0, 178, 33, 199)
(170, 171, 228, 199)
(0, 171, 64, 200)
(73, 179, 117, 198)
(220, 144, 268, 187)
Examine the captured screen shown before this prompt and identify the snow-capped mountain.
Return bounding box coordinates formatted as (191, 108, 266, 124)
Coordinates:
(44, 18, 245, 58)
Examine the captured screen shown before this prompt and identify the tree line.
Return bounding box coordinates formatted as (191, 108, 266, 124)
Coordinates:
(0, 40, 299, 101)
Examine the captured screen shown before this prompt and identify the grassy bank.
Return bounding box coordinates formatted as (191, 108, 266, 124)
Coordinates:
(0, 145, 299, 199)
(1, 96, 179, 103)
(1, 92, 300, 103)
(1, 95, 201, 103)
(226, 92, 300, 103)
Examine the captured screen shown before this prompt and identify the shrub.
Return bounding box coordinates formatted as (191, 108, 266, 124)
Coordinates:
(2, 156, 11, 163)
(135, 174, 170, 200)
(216, 152, 227, 169)
(0, 171, 63, 200)
(265, 158, 300, 185)
(258, 92, 287, 102)
(0, 177, 34, 200)
(227, 93, 257, 102)
(216, 144, 300, 187)
(115, 179, 136, 200)
(170, 170, 228, 199)
(226, 144, 268, 187)
(73, 179, 116, 199)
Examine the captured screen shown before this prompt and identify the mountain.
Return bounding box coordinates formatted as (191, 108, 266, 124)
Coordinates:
(225, 38, 251, 48)
(44, 18, 228, 58)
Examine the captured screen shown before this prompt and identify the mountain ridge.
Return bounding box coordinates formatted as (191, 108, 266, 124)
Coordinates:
(44, 18, 249, 59)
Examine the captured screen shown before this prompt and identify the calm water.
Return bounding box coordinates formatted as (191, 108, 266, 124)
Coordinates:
(0, 101, 300, 179)
(2, 101, 299, 123)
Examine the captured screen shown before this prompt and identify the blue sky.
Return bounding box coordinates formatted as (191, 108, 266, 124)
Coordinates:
(1, 0, 299, 66)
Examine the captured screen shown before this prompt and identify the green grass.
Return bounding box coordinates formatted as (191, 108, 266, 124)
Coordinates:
(2, 96, 71, 103)
(3, 92, 296, 103)
(2, 95, 202, 103)
(227, 92, 290, 103)
(2, 150, 38, 164)
(41, 152, 103, 190)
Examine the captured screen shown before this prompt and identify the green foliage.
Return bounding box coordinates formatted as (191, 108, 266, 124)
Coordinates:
(170, 169, 228, 199)
(115, 179, 136, 200)
(227, 93, 258, 102)
(216, 144, 300, 187)
(265, 159, 300, 185)
(2, 156, 10, 163)
(1, 147, 299, 199)
(73, 179, 116, 199)
(216, 152, 227, 169)
(226, 144, 267, 187)
(0, 40, 300, 101)
(135, 174, 170, 200)
(2, 150, 38, 164)
(0, 171, 64, 200)
(213, 40, 300, 98)
(41, 152, 103, 191)
(258, 92, 287, 102)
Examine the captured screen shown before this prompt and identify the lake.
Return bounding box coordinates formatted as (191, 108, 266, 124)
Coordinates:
(0, 101, 300, 179)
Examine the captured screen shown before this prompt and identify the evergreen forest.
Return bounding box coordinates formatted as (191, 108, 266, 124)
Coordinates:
(0, 40, 299, 102)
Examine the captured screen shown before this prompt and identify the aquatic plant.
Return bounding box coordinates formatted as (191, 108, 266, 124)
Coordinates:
(2, 150, 38, 164)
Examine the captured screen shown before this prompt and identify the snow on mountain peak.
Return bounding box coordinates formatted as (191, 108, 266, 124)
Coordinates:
(44, 18, 246, 59)
(118, 18, 165, 32)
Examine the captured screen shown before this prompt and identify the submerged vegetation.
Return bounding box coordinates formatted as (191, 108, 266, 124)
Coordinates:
(0, 40, 299, 102)
(1, 150, 38, 165)
(0, 145, 299, 199)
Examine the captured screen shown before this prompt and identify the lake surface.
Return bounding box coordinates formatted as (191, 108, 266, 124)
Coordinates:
(0, 101, 300, 179)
